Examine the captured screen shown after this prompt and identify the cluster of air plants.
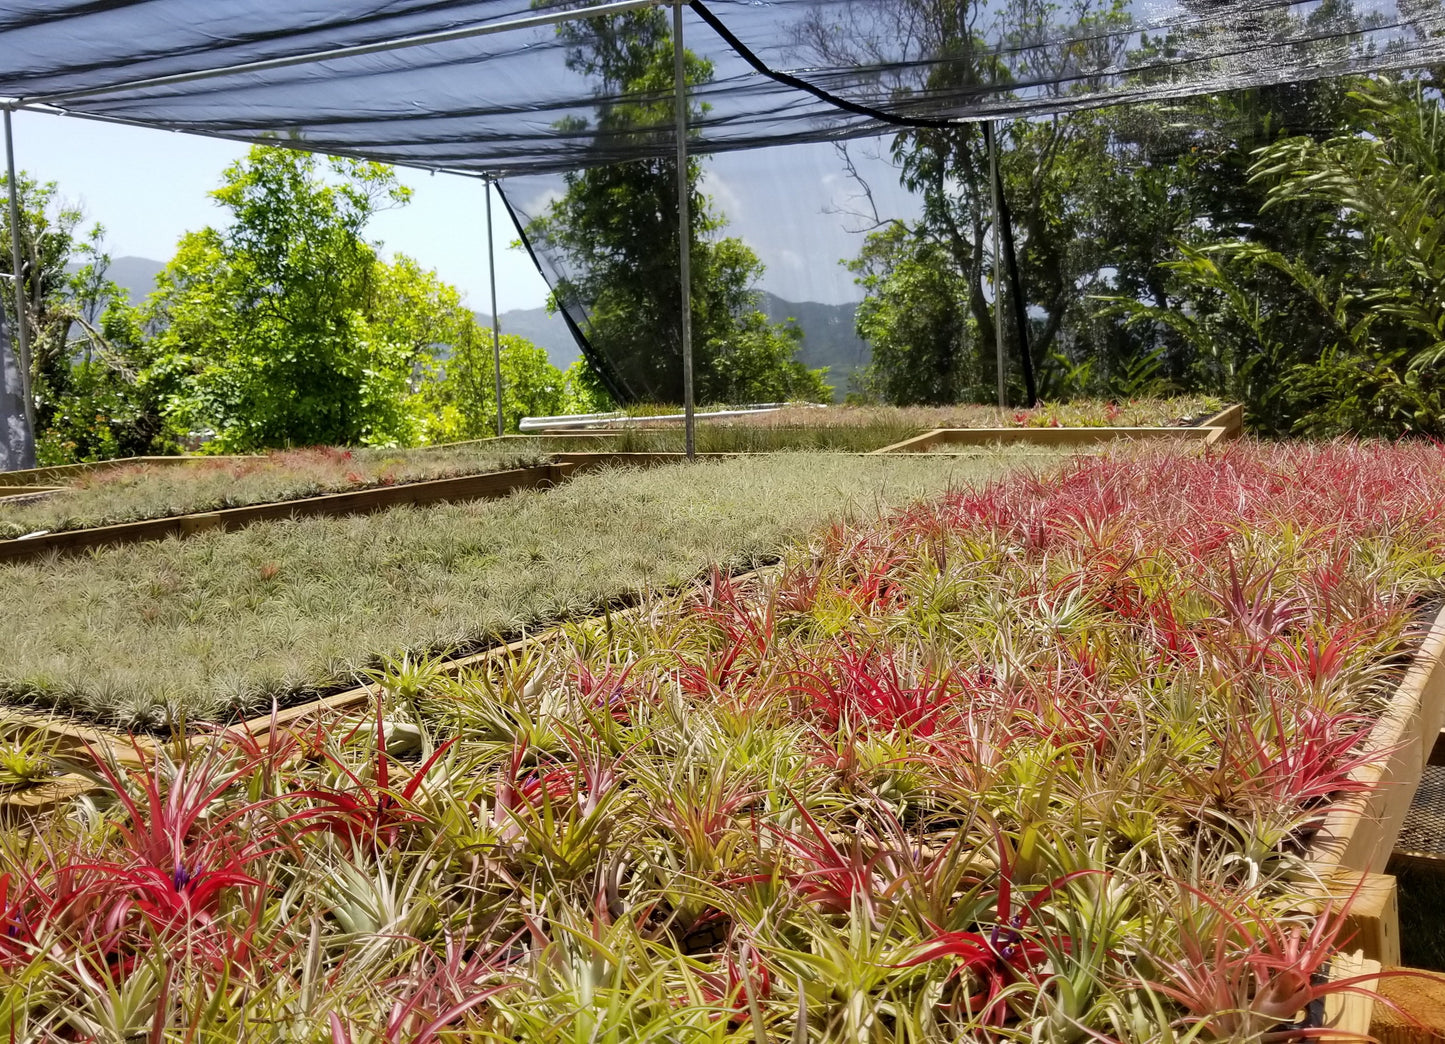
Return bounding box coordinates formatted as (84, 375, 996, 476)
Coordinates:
(564, 397, 1224, 454)
(0, 453, 1011, 727)
(0, 442, 559, 539)
(3, 440, 1440, 1040)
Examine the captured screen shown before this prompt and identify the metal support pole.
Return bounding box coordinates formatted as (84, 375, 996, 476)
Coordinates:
(485, 179, 505, 438)
(987, 121, 1005, 409)
(672, 0, 695, 460)
(4, 107, 35, 441)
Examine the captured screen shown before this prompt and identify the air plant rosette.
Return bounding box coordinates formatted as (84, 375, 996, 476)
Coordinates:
(1, 439, 1441, 1040)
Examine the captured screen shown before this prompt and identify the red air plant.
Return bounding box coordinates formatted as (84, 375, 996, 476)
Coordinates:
(1185, 697, 1381, 815)
(294, 695, 454, 846)
(769, 797, 899, 918)
(898, 863, 1097, 1026)
(694, 941, 772, 1026)
(788, 644, 958, 736)
(1142, 885, 1384, 1039)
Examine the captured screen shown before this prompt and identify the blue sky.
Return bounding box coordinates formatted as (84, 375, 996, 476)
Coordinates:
(9, 109, 901, 310)
(9, 108, 554, 312)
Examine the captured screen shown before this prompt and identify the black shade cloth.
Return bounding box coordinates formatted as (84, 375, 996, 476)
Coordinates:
(1, 2, 1442, 178)
(5, 0, 1443, 408)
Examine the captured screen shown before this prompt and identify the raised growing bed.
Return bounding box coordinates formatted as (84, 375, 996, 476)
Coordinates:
(0, 453, 262, 489)
(873, 403, 1244, 452)
(0, 440, 1434, 1037)
(526, 397, 1236, 453)
(0, 452, 1019, 731)
(0, 464, 566, 564)
(0, 442, 565, 542)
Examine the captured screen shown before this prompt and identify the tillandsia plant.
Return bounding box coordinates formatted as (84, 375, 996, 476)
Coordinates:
(0, 441, 559, 540)
(0, 720, 55, 791)
(2, 439, 1444, 1040)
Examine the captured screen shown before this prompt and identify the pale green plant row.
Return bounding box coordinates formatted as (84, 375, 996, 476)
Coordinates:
(0, 452, 1043, 728)
(545, 397, 1223, 454)
(0, 442, 560, 540)
(611, 395, 1224, 430)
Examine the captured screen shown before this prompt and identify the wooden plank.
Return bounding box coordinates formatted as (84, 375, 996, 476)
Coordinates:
(1337, 872, 1402, 968)
(1296, 871, 1400, 967)
(0, 774, 99, 821)
(873, 425, 1218, 453)
(0, 485, 62, 498)
(871, 430, 949, 454)
(1325, 950, 1380, 1038)
(555, 451, 735, 473)
(0, 464, 563, 564)
(3, 706, 153, 769)
(0, 454, 261, 488)
(1369, 967, 1445, 1044)
(1307, 603, 1445, 874)
(933, 425, 1215, 447)
(1201, 403, 1245, 439)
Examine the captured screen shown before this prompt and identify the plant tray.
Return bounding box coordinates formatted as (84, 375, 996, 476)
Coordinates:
(871, 404, 1244, 453)
(1305, 603, 1445, 876)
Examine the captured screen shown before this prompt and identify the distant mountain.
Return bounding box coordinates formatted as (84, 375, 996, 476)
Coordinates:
(82, 257, 872, 400)
(757, 292, 868, 399)
(483, 294, 870, 401)
(103, 256, 166, 305)
(473, 306, 579, 369)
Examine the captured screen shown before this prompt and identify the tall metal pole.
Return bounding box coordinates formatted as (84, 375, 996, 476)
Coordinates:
(672, 0, 695, 460)
(987, 121, 1005, 410)
(485, 178, 505, 438)
(3, 107, 36, 441)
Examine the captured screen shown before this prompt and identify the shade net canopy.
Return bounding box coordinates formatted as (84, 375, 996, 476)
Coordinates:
(1, 1, 1443, 177)
(4, 0, 1444, 407)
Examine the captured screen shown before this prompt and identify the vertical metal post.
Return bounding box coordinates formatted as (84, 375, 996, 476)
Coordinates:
(672, 0, 695, 460)
(485, 178, 505, 438)
(4, 107, 35, 439)
(987, 120, 1005, 410)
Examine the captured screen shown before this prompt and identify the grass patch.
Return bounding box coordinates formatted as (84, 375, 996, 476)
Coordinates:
(0, 451, 1046, 728)
(0, 442, 558, 539)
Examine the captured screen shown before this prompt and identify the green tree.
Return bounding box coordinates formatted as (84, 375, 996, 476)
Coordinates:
(820, 0, 1132, 405)
(1, 172, 165, 463)
(142, 146, 441, 451)
(527, 9, 829, 405)
(1119, 78, 1445, 437)
(418, 329, 571, 441)
(847, 224, 975, 404)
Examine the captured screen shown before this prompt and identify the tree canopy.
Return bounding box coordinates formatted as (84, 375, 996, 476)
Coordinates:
(4, 148, 573, 462)
(526, 9, 830, 406)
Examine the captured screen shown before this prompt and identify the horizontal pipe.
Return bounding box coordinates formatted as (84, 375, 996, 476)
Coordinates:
(520, 404, 801, 432)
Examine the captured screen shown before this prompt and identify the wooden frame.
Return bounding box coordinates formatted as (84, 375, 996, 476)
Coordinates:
(0, 485, 62, 498)
(870, 404, 1245, 454)
(1305, 603, 1445, 877)
(0, 453, 746, 565)
(0, 464, 568, 563)
(1325, 950, 1381, 1038)
(0, 454, 262, 488)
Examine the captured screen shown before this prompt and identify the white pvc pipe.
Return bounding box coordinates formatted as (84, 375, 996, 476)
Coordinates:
(520, 403, 792, 432)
